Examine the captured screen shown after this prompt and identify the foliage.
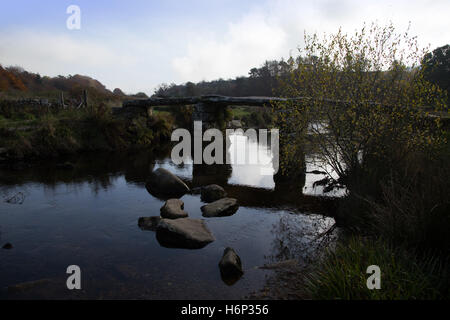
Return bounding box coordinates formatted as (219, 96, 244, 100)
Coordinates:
(0, 64, 126, 103)
(241, 107, 274, 128)
(273, 23, 450, 299)
(305, 236, 448, 299)
(422, 44, 450, 105)
(0, 105, 173, 159)
(274, 22, 447, 183)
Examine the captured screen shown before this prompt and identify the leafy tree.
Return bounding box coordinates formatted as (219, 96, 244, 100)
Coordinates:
(422, 44, 449, 106)
(274, 22, 447, 187)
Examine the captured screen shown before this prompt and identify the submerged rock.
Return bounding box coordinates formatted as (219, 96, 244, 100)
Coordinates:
(160, 199, 188, 219)
(146, 168, 190, 199)
(219, 247, 243, 285)
(201, 184, 227, 203)
(138, 216, 161, 231)
(156, 218, 215, 249)
(2, 243, 13, 250)
(201, 198, 239, 217)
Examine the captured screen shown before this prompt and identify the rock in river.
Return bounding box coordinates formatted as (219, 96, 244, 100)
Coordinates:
(2, 243, 13, 250)
(160, 199, 188, 219)
(219, 247, 243, 285)
(200, 184, 227, 203)
(146, 168, 190, 199)
(201, 198, 239, 217)
(156, 218, 215, 249)
(138, 216, 161, 231)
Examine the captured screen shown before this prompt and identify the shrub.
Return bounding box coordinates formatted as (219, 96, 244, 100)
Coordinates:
(305, 237, 448, 299)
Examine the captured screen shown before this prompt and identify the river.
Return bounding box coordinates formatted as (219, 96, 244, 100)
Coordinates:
(0, 132, 337, 299)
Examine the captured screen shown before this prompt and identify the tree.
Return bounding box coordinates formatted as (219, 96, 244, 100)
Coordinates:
(274, 23, 447, 187)
(422, 44, 449, 106)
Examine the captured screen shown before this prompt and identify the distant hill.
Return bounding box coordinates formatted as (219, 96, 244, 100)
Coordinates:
(0, 64, 125, 102)
(0, 65, 27, 92)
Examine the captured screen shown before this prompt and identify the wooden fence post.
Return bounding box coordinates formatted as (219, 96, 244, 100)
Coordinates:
(83, 89, 88, 110)
(60, 92, 65, 109)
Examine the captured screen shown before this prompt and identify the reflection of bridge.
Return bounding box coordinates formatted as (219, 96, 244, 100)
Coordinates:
(178, 164, 338, 216)
(201, 181, 337, 216)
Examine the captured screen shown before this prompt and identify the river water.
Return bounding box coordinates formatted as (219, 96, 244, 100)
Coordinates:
(0, 133, 337, 299)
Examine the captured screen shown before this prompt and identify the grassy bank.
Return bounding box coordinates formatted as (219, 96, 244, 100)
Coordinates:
(299, 129, 450, 299)
(305, 236, 448, 299)
(0, 102, 174, 160)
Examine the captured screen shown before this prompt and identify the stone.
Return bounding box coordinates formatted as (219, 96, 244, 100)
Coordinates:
(200, 184, 227, 203)
(146, 168, 190, 199)
(160, 199, 188, 219)
(138, 216, 161, 231)
(2, 243, 13, 249)
(156, 218, 215, 249)
(219, 247, 243, 285)
(201, 198, 239, 218)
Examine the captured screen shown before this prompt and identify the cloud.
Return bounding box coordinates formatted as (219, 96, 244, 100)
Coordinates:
(0, 30, 135, 72)
(172, 11, 287, 82)
(171, 0, 450, 82)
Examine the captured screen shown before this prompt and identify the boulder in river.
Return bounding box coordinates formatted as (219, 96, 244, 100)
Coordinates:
(201, 184, 227, 203)
(146, 168, 190, 199)
(2, 243, 13, 250)
(138, 216, 161, 231)
(201, 198, 239, 217)
(219, 247, 243, 285)
(160, 199, 188, 219)
(156, 218, 215, 249)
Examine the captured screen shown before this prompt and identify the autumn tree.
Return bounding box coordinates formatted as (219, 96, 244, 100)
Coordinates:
(274, 22, 447, 189)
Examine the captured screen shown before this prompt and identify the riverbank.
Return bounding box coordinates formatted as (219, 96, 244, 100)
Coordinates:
(0, 104, 174, 162)
(252, 128, 450, 300)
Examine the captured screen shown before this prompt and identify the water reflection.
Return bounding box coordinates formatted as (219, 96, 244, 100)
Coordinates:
(227, 133, 275, 189)
(0, 132, 341, 299)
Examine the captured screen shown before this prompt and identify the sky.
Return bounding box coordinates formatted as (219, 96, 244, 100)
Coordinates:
(0, 0, 449, 95)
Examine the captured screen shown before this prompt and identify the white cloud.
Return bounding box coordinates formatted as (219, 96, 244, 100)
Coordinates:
(0, 30, 135, 73)
(172, 11, 287, 82)
(171, 0, 450, 82)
